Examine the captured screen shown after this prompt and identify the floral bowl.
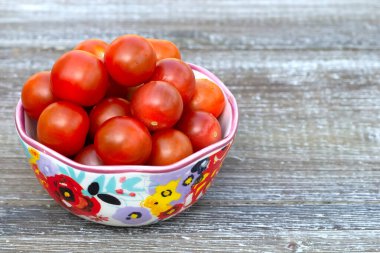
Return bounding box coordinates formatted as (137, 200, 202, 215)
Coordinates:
(14, 63, 238, 226)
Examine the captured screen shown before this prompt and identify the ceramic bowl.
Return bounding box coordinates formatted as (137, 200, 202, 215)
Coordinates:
(15, 63, 238, 226)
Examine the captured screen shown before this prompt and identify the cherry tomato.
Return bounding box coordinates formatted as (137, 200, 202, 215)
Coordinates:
(151, 58, 195, 104)
(51, 50, 109, 106)
(74, 39, 108, 61)
(94, 116, 152, 165)
(37, 101, 89, 157)
(188, 78, 226, 118)
(89, 97, 131, 138)
(147, 38, 181, 61)
(149, 129, 193, 166)
(105, 34, 156, 87)
(131, 81, 183, 131)
(21, 71, 55, 119)
(176, 110, 222, 151)
(74, 144, 104, 166)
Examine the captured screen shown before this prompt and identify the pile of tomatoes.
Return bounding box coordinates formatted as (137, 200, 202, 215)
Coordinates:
(21, 34, 226, 166)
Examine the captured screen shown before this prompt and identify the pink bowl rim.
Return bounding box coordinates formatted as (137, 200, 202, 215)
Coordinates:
(15, 63, 239, 174)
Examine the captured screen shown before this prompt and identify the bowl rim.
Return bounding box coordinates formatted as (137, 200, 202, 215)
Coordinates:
(15, 63, 238, 174)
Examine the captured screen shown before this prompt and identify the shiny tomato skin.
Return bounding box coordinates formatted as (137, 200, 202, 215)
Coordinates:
(37, 101, 90, 157)
(51, 50, 109, 106)
(104, 34, 156, 87)
(176, 110, 222, 151)
(74, 144, 104, 166)
(188, 78, 226, 118)
(21, 71, 55, 119)
(89, 97, 131, 138)
(147, 38, 181, 61)
(94, 116, 152, 165)
(149, 129, 193, 166)
(151, 58, 195, 104)
(131, 81, 183, 131)
(74, 39, 108, 61)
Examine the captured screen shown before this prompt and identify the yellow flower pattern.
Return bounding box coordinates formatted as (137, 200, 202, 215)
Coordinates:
(28, 147, 40, 164)
(142, 179, 181, 216)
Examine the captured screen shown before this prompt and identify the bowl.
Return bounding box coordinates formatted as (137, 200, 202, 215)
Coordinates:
(15, 63, 238, 226)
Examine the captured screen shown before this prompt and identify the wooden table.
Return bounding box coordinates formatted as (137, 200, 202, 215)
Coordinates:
(1, 1, 380, 252)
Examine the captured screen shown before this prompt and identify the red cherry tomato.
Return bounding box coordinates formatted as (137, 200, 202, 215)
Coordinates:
(74, 144, 104, 166)
(95, 116, 152, 165)
(21, 71, 55, 120)
(151, 58, 195, 104)
(51, 50, 109, 106)
(176, 110, 222, 151)
(147, 38, 181, 61)
(149, 129, 193, 166)
(105, 34, 156, 87)
(131, 81, 183, 131)
(188, 78, 226, 118)
(74, 39, 108, 61)
(37, 101, 89, 157)
(89, 97, 131, 138)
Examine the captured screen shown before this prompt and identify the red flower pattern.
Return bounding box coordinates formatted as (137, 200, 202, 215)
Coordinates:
(45, 174, 101, 217)
(158, 204, 184, 220)
(187, 143, 232, 204)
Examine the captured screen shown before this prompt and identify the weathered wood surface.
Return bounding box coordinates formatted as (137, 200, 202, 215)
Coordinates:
(1, 0, 380, 252)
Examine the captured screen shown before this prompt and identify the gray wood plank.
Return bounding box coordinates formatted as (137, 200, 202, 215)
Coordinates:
(0, 0, 379, 50)
(1, 0, 380, 252)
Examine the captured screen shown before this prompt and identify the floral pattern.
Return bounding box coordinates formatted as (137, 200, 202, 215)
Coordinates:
(158, 203, 184, 220)
(46, 174, 101, 216)
(36, 155, 59, 176)
(20, 140, 232, 226)
(185, 143, 232, 207)
(31, 163, 49, 189)
(142, 179, 181, 216)
(113, 206, 152, 225)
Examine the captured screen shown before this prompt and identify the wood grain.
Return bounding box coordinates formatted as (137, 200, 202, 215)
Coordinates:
(1, 0, 380, 252)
